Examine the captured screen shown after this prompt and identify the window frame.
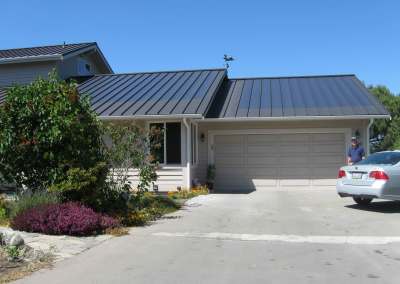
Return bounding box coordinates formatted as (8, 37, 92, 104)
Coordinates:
(148, 121, 183, 166)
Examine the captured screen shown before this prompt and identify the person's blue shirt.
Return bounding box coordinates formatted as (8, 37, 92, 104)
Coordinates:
(348, 145, 365, 164)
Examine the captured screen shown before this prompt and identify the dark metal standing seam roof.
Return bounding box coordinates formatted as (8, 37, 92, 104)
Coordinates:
(78, 69, 227, 117)
(206, 75, 389, 118)
(0, 43, 96, 60)
(0, 88, 6, 104)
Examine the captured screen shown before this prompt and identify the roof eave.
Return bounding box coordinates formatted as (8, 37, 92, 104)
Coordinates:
(202, 114, 391, 122)
(98, 114, 203, 120)
(0, 54, 62, 65)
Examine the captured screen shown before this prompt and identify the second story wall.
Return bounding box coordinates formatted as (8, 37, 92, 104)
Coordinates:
(0, 61, 56, 87)
(56, 53, 103, 79)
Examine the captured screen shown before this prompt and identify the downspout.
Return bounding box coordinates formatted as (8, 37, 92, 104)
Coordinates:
(367, 118, 374, 155)
(183, 118, 191, 189)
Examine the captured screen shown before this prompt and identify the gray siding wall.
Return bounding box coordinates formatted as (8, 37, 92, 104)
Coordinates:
(0, 61, 56, 87)
(193, 119, 369, 184)
(56, 54, 102, 79)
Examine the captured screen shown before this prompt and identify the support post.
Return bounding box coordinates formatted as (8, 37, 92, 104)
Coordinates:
(183, 118, 191, 189)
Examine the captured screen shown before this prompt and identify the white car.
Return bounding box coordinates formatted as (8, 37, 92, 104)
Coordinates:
(337, 151, 400, 205)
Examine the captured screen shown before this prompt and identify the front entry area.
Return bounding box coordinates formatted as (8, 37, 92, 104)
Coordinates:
(211, 130, 348, 192)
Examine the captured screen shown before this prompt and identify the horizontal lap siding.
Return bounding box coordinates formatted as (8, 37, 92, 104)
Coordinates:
(125, 168, 184, 192)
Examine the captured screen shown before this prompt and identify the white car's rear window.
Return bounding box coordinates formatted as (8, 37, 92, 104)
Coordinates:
(356, 152, 400, 165)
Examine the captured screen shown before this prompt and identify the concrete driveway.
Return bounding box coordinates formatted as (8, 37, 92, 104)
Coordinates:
(18, 190, 400, 284)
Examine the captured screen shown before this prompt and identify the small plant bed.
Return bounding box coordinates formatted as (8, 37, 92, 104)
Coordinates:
(118, 192, 182, 226)
(167, 186, 209, 202)
(0, 234, 53, 283)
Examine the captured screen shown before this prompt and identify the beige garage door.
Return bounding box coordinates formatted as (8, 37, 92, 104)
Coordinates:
(213, 132, 345, 192)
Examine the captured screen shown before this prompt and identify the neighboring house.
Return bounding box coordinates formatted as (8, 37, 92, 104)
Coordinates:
(0, 42, 112, 88)
(0, 43, 390, 193)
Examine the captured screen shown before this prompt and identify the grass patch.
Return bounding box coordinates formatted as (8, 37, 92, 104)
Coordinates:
(9, 191, 60, 219)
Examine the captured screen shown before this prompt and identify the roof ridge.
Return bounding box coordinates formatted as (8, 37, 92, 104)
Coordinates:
(229, 74, 356, 80)
(91, 68, 227, 77)
(0, 42, 96, 53)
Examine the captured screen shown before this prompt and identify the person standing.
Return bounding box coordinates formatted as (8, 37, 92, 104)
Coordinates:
(347, 137, 365, 165)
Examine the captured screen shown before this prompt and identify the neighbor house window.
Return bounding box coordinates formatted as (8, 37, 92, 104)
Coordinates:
(191, 123, 198, 165)
(150, 122, 181, 165)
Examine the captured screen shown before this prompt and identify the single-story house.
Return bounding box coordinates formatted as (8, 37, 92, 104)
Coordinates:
(0, 43, 390, 192)
(77, 68, 390, 192)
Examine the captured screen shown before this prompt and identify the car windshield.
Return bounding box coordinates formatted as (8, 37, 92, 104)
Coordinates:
(356, 152, 400, 165)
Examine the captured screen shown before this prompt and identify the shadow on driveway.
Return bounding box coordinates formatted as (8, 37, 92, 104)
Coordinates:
(346, 201, 400, 214)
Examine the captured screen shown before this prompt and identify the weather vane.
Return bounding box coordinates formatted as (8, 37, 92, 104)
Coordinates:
(223, 54, 235, 69)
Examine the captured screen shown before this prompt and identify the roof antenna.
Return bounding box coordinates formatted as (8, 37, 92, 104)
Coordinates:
(223, 54, 235, 69)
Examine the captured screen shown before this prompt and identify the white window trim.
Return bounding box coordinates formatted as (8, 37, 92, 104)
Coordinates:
(147, 120, 183, 166)
(207, 128, 352, 165)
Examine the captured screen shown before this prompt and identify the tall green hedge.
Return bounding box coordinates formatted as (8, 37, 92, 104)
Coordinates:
(0, 73, 104, 191)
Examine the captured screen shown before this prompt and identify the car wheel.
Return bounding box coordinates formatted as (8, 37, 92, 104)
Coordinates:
(353, 197, 373, 206)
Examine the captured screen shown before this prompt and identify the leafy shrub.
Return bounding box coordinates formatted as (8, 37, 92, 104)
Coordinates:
(10, 191, 60, 218)
(11, 202, 119, 236)
(48, 162, 123, 212)
(0, 72, 105, 191)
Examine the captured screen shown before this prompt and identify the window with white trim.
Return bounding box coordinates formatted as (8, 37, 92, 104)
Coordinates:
(191, 123, 198, 165)
(150, 122, 181, 165)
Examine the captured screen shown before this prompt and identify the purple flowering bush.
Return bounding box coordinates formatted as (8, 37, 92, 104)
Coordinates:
(11, 202, 119, 236)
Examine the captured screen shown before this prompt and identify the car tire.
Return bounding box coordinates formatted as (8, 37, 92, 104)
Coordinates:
(353, 197, 373, 206)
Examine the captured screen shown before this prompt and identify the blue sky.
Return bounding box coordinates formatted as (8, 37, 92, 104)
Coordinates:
(1, 0, 398, 93)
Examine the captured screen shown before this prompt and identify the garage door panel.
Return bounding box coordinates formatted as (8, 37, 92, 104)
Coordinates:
(215, 144, 243, 154)
(279, 156, 309, 165)
(279, 144, 310, 153)
(279, 134, 310, 142)
(215, 135, 244, 144)
(215, 156, 244, 166)
(279, 167, 310, 178)
(248, 167, 279, 177)
(310, 155, 343, 164)
(247, 134, 280, 143)
(312, 144, 343, 153)
(312, 133, 344, 142)
(312, 167, 339, 178)
(247, 156, 279, 166)
(247, 145, 279, 154)
(213, 132, 346, 192)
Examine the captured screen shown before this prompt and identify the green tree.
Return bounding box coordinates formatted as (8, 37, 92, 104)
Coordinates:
(369, 85, 400, 151)
(102, 123, 158, 193)
(0, 73, 104, 191)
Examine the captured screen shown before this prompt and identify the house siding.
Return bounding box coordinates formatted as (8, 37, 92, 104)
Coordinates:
(56, 54, 105, 79)
(0, 61, 56, 87)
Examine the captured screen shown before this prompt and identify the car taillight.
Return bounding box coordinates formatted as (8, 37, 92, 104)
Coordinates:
(369, 170, 389, 180)
(338, 170, 346, 178)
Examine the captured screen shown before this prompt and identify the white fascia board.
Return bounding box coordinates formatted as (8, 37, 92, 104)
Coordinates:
(0, 55, 61, 65)
(98, 114, 203, 121)
(200, 115, 390, 122)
